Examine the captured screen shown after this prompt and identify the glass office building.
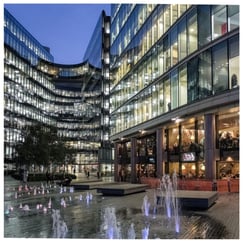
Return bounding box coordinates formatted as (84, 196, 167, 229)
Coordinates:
(83, 10, 112, 175)
(4, 8, 111, 175)
(109, 4, 239, 181)
(4, 4, 240, 181)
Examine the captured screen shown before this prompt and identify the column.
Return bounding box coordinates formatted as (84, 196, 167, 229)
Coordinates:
(204, 113, 216, 180)
(156, 128, 164, 178)
(131, 137, 137, 183)
(114, 142, 120, 182)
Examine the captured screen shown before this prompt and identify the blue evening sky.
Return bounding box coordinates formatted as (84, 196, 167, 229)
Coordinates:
(4, 3, 111, 64)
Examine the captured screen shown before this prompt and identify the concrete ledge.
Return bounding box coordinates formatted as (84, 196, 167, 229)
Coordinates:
(71, 181, 116, 190)
(176, 190, 219, 209)
(71, 178, 103, 184)
(97, 183, 149, 196)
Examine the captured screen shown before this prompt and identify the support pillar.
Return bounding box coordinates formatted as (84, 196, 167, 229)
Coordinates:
(204, 113, 216, 180)
(131, 137, 137, 183)
(114, 142, 120, 182)
(156, 128, 164, 178)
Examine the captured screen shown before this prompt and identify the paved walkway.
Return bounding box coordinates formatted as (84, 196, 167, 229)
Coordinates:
(4, 176, 239, 239)
(54, 173, 240, 238)
(203, 192, 239, 239)
(136, 189, 239, 239)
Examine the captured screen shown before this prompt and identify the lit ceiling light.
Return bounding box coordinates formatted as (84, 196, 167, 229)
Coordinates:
(139, 130, 146, 135)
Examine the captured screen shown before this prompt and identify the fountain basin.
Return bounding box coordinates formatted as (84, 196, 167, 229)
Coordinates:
(153, 190, 219, 210)
(97, 183, 149, 196)
(176, 190, 218, 209)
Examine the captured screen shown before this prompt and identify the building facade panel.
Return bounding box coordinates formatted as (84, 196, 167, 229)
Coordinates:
(4, 8, 110, 176)
(110, 4, 239, 181)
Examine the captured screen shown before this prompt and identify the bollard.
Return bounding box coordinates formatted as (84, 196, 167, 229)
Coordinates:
(227, 177, 231, 192)
(212, 180, 217, 191)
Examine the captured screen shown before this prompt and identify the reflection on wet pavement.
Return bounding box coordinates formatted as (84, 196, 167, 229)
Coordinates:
(4, 176, 235, 239)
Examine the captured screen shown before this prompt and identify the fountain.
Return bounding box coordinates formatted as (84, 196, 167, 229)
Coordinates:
(48, 198, 52, 208)
(52, 209, 68, 238)
(141, 194, 150, 217)
(141, 226, 150, 239)
(4, 174, 230, 239)
(101, 207, 121, 239)
(98, 172, 180, 239)
(22, 204, 30, 211)
(159, 171, 180, 233)
(43, 206, 47, 213)
(60, 185, 63, 194)
(127, 223, 136, 239)
(60, 198, 66, 207)
(137, 171, 180, 238)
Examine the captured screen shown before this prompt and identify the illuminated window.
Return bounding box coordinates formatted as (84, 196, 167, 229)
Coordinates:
(188, 9, 198, 54)
(212, 6, 227, 40)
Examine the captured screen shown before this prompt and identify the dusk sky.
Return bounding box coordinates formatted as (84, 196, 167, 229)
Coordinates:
(4, 3, 111, 64)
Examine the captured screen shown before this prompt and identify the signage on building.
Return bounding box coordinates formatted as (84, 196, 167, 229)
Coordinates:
(180, 152, 196, 162)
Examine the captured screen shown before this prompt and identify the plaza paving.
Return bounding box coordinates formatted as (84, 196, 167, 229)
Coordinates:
(3, 175, 240, 239)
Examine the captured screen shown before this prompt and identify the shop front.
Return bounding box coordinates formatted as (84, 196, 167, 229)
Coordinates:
(114, 107, 239, 182)
(164, 117, 205, 178)
(217, 110, 239, 179)
(164, 108, 239, 180)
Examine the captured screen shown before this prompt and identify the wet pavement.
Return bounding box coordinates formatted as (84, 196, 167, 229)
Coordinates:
(4, 175, 239, 239)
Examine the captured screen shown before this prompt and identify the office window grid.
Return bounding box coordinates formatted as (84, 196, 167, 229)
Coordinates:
(110, 4, 239, 136)
(4, 24, 104, 164)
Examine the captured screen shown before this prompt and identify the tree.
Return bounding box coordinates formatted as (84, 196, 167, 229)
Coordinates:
(15, 123, 72, 172)
(15, 128, 35, 169)
(50, 138, 68, 172)
(63, 146, 76, 173)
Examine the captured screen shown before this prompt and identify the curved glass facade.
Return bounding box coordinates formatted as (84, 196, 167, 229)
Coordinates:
(110, 4, 239, 181)
(4, 10, 54, 65)
(83, 10, 109, 69)
(4, 8, 110, 175)
(83, 10, 112, 173)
